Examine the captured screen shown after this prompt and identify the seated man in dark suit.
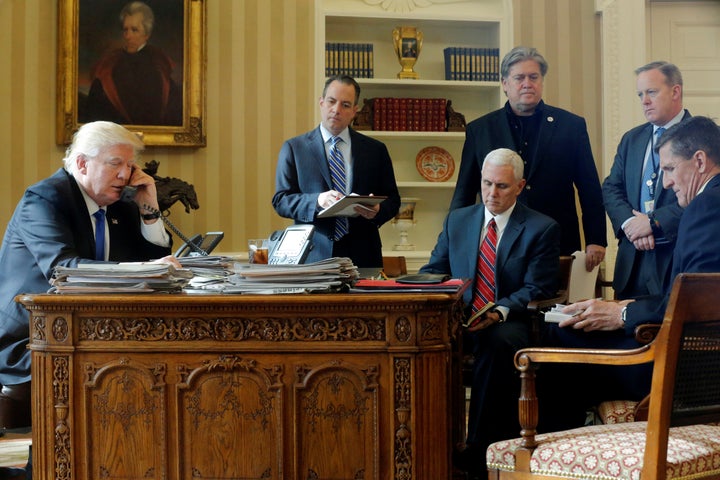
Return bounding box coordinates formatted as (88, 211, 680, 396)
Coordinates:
(419, 148, 561, 480)
(541, 116, 720, 432)
(0, 121, 180, 435)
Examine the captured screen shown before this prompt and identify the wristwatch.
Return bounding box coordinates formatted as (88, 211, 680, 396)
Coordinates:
(142, 211, 161, 220)
(492, 308, 505, 323)
(621, 305, 628, 324)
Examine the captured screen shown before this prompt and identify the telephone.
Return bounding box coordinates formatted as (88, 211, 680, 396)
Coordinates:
(119, 186, 223, 257)
(267, 225, 314, 265)
(120, 185, 138, 203)
(174, 232, 224, 257)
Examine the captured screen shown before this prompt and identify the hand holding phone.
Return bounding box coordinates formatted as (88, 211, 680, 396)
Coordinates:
(125, 166, 160, 214)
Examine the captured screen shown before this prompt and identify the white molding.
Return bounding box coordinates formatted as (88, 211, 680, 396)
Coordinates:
(362, 0, 469, 14)
(596, 0, 647, 281)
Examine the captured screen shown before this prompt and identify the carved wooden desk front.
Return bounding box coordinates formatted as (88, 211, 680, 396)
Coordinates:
(19, 290, 466, 480)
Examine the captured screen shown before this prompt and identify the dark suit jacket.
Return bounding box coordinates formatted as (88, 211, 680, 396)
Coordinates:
(449, 101, 606, 255)
(420, 201, 560, 454)
(420, 202, 560, 316)
(0, 168, 172, 385)
(272, 126, 401, 267)
(602, 111, 689, 296)
(627, 174, 720, 333)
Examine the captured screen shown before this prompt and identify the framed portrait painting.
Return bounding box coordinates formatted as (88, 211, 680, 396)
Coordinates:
(56, 0, 206, 147)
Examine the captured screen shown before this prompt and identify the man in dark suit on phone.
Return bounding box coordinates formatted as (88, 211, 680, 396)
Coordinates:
(272, 74, 401, 267)
(0, 121, 178, 435)
(420, 148, 560, 480)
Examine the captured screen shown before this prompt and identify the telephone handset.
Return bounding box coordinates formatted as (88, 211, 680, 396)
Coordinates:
(267, 224, 314, 264)
(119, 186, 223, 257)
(174, 232, 224, 258)
(120, 185, 138, 203)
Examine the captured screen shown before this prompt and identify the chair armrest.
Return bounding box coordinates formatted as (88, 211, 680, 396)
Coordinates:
(634, 323, 661, 345)
(527, 291, 568, 313)
(516, 344, 656, 367)
(513, 343, 657, 450)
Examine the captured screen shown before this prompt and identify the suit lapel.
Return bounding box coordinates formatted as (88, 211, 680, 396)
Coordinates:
(490, 111, 516, 148)
(496, 204, 525, 270)
(656, 111, 692, 205)
(628, 124, 653, 208)
(527, 107, 556, 180)
(308, 127, 333, 188)
(705, 174, 720, 192)
(466, 208, 485, 278)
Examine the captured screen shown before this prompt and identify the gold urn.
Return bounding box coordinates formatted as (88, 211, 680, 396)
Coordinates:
(392, 26, 423, 79)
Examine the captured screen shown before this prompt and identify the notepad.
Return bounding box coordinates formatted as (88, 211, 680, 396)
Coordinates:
(317, 195, 387, 218)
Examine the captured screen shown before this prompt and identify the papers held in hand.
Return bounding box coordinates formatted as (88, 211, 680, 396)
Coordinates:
(544, 304, 577, 323)
(318, 194, 387, 218)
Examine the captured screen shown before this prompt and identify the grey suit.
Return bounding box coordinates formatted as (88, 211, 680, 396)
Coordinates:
(602, 111, 689, 298)
(0, 168, 172, 385)
(273, 126, 400, 267)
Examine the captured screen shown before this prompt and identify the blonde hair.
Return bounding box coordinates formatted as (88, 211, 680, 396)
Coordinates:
(63, 121, 144, 173)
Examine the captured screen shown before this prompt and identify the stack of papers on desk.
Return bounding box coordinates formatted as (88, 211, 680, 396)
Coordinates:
(50, 263, 194, 293)
(179, 255, 237, 289)
(189, 257, 359, 294)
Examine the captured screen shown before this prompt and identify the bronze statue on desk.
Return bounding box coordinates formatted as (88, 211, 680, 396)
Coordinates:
(142, 160, 200, 215)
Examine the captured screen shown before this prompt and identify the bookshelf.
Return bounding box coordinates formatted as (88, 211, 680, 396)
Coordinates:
(315, 0, 513, 272)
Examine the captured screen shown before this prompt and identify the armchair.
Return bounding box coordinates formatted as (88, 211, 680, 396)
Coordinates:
(487, 273, 720, 479)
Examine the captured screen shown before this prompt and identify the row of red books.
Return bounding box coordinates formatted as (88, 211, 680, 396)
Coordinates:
(369, 97, 448, 132)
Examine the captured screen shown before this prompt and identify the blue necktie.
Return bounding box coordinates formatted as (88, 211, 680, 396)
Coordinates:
(328, 136, 349, 240)
(93, 209, 106, 261)
(640, 127, 665, 213)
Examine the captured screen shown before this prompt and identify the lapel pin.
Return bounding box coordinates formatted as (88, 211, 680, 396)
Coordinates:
(111, 218, 119, 225)
(547, 116, 554, 122)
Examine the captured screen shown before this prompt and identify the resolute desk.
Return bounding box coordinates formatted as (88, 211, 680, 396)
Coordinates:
(19, 288, 467, 480)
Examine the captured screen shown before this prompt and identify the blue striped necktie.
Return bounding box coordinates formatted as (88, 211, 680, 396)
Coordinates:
(93, 209, 106, 261)
(641, 127, 666, 213)
(329, 136, 349, 240)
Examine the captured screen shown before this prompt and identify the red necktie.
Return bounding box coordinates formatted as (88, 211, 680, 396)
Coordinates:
(472, 218, 496, 312)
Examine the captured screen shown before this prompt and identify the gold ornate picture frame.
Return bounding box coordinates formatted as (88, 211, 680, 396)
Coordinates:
(56, 0, 206, 147)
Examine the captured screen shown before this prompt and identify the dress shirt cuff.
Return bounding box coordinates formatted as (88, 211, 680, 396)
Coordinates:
(495, 305, 510, 322)
(141, 219, 171, 247)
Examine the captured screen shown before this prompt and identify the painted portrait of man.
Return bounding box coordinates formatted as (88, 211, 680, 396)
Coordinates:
(77, 0, 184, 126)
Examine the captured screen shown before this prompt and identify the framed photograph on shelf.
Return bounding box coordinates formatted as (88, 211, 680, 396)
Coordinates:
(56, 0, 206, 147)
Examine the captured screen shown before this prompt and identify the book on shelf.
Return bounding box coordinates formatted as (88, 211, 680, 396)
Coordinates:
(369, 97, 447, 132)
(325, 42, 374, 78)
(443, 47, 499, 81)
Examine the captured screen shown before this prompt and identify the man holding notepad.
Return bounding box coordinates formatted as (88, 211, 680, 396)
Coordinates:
(272, 74, 400, 267)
